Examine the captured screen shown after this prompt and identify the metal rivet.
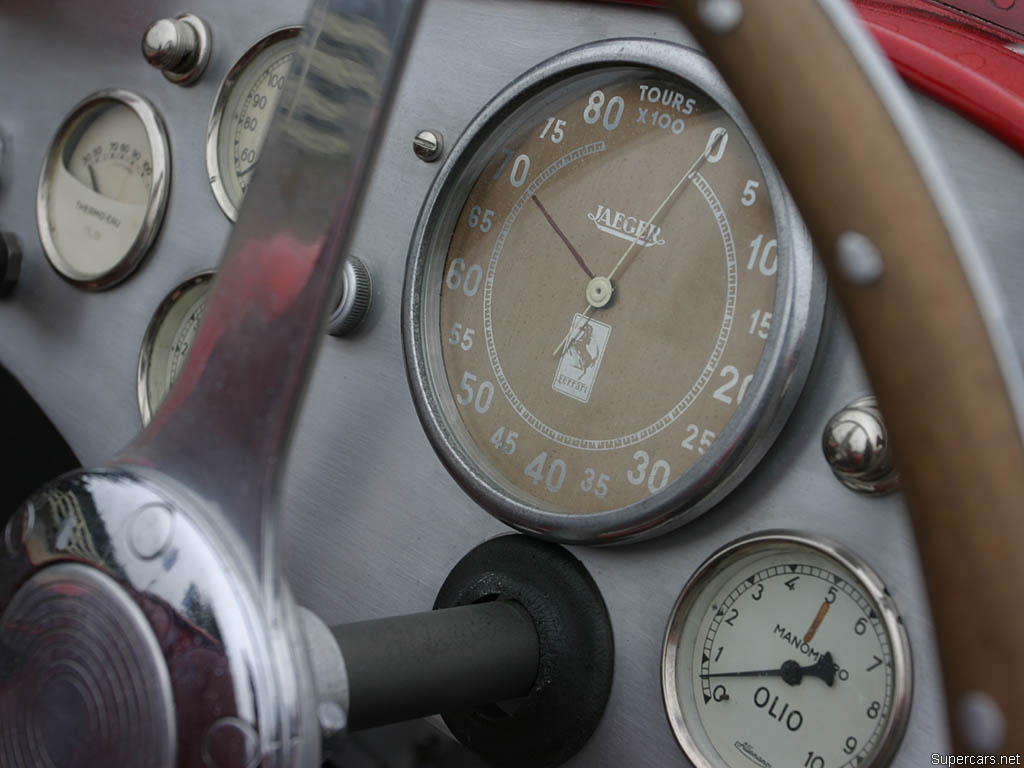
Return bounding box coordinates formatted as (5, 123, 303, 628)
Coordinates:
(836, 231, 884, 285)
(413, 129, 444, 162)
(958, 691, 1005, 754)
(698, 0, 744, 34)
(317, 701, 347, 738)
(128, 503, 174, 561)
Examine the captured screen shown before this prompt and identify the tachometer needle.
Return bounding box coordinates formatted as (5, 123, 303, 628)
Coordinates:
(604, 127, 726, 285)
(552, 127, 727, 358)
(532, 194, 594, 278)
(700, 652, 836, 687)
(803, 600, 832, 644)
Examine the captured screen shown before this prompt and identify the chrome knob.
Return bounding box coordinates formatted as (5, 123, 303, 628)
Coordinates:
(326, 256, 372, 336)
(822, 395, 899, 494)
(141, 14, 211, 85)
(0, 231, 21, 296)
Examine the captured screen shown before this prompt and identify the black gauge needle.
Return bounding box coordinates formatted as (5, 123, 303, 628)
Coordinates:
(87, 164, 101, 193)
(701, 652, 836, 687)
(238, 163, 257, 178)
(531, 194, 595, 278)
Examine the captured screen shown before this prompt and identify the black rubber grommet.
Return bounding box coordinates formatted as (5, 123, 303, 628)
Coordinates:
(433, 534, 614, 768)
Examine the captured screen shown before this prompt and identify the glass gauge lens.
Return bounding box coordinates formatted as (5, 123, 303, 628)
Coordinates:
(662, 533, 912, 768)
(207, 27, 300, 220)
(405, 41, 822, 543)
(137, 272, 214, 425)
(37, 90, 169, 289)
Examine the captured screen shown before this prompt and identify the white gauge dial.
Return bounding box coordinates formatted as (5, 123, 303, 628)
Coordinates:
(137, 273, 214, 425)
(37, 90, 169, 289)
(208, 27, 300, 219)
(663, 533, 911, 768)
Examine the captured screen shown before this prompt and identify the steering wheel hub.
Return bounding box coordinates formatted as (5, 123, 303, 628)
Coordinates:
(0, 468, 320, 768)
(0, 564, 176, 767)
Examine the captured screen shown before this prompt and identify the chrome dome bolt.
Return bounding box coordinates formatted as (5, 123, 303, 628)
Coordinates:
(822, 396, 899, 494)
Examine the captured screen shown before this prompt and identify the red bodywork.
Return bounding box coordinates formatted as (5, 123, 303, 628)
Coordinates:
(598, 0, 1024, 154)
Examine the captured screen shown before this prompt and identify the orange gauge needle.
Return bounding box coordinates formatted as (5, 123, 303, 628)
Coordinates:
(803, 600, 832, 644)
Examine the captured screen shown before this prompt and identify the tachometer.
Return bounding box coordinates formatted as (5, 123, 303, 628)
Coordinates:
(404, 41, 823, 543)
(662, 532, 912, 768)
(37, 89, 170, 289)
(206, 27, 300, 220)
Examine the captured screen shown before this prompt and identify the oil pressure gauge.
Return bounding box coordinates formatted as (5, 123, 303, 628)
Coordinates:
(207, 27, 300, 220)
(404, 41, 824, 543)
(137, 272, 213, 425)
(37, 89, 169, 289)
(662, 532, 912, 768)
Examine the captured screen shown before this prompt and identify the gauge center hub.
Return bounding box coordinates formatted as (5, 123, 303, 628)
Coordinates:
(586, 276, 613, 308)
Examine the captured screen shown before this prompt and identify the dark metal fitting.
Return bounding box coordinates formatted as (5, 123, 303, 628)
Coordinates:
(434, 534, 614, 768)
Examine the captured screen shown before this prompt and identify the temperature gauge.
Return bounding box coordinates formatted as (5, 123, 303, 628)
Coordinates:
(137, 272, 214, 425)
(206, 27, 300, 220)
(37, 90, 170, 289)
(662, 532, 911, 768)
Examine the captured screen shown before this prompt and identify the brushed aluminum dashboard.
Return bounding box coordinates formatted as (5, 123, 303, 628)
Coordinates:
(2, 0, 1023, 765)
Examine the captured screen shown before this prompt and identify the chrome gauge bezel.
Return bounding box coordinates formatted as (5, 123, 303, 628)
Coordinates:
(36, 89, 170, 291)
(403, 40, 825, 545)
(137, 271, 215, 425)
(661, 531, 913, 768)
(206, 26, 302, 221)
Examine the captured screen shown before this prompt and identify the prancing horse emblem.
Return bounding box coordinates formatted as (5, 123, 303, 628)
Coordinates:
(568, 322, 597, 378)
(552, 313, 612, 404)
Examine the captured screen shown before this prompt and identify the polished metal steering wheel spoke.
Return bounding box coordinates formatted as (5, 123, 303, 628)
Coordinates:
(1, 2, 421, 766)
(118, 0, 421, 575)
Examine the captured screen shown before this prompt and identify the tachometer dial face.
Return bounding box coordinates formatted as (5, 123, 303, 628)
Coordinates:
(37, 90, 169, 289)
(207, 27, 300, 220)
(405, 42, 823, 543)
(137, 272, 214, 425)
(662, 533, 912, 768)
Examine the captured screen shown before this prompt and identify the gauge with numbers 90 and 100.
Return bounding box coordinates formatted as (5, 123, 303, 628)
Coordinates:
(137, 272, 214, 425)
(662, 532, 912, 768)
(207, 26, 300, 220)
(37, 89, 170, 290)
(404, 40, 824, 544)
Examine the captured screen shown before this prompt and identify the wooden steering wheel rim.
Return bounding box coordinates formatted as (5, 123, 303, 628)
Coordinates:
(666, 0, 1024, 753)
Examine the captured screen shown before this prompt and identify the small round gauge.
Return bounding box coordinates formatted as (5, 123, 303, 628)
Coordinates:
(662, 532, 912, 768)
(404, 41, 823, 543)
(207, 26, 300, 220)
(137, 272, 214, 424)
(37, 89, 169, 289)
